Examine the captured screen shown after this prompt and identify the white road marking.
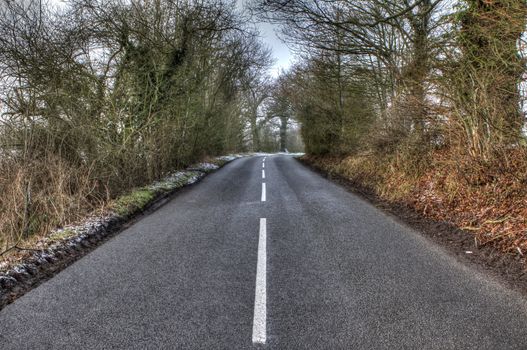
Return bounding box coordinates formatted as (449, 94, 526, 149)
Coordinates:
(252, 218, 267, 344)
(261, 183, 266, 202)
(262, 162, 265, 169)
(262, 170, 266, 179)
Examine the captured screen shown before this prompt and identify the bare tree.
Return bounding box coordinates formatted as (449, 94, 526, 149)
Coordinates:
(0, 0, 274, 252)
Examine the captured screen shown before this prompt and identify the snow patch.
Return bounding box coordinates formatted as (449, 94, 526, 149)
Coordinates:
(0, 154, 243, 280)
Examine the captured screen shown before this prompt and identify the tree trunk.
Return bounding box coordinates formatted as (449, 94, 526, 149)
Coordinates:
(279, 115, 287, 152)
(460, 0, 527, 145)
(404, 0, 431, 135)
(251, 118, 261, 152)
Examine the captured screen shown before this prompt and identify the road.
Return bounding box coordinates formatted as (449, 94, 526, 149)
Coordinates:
(0, 155, 527, 349)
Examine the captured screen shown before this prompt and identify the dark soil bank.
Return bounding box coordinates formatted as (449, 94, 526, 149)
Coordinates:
(299, 157, 527, 295)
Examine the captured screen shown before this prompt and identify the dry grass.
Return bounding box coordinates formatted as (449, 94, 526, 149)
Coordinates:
(0, 156, 102, 254)
(0, 152, 234, 260)
(307, 146, 527, 256)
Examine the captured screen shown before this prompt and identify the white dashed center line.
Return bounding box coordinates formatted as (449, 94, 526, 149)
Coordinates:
(262, 170, 265, 179)
(252, 218, 267, 344)
(261, 183, 266, 202)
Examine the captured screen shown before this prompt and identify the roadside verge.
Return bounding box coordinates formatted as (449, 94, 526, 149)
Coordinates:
(298, 156, 527, 295)
(0, 155, 243, 310)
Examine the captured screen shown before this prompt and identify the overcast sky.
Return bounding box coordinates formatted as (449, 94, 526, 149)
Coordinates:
(235, 0, 294, 76)
(253, 18, 294, 77)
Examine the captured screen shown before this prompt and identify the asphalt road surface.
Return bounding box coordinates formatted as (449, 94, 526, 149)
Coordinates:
(1, 155, 527, 349)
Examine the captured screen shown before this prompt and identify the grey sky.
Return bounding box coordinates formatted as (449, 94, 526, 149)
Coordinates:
(255, 20, 294, 77)
(236, 0, 293, 76)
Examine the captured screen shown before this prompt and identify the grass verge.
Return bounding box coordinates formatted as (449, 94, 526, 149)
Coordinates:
(300, 154, 527, 293)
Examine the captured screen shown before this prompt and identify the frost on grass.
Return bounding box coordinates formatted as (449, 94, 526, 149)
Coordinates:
(189, 162, 219, 173)
(112, 188, 156, 217)
(148, 171, 204, 192)
(0, 154, 241, 278)
(48, 228, 77, 242)
(148, 171, 187, 192)
(217, 155, 238, 162)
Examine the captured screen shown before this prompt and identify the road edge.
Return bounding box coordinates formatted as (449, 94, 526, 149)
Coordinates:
(297, 156, 527, 296)
(0, 155, 244, 310)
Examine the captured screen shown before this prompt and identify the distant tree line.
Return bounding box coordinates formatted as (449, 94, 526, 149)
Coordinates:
(254, 0, 527, 163)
